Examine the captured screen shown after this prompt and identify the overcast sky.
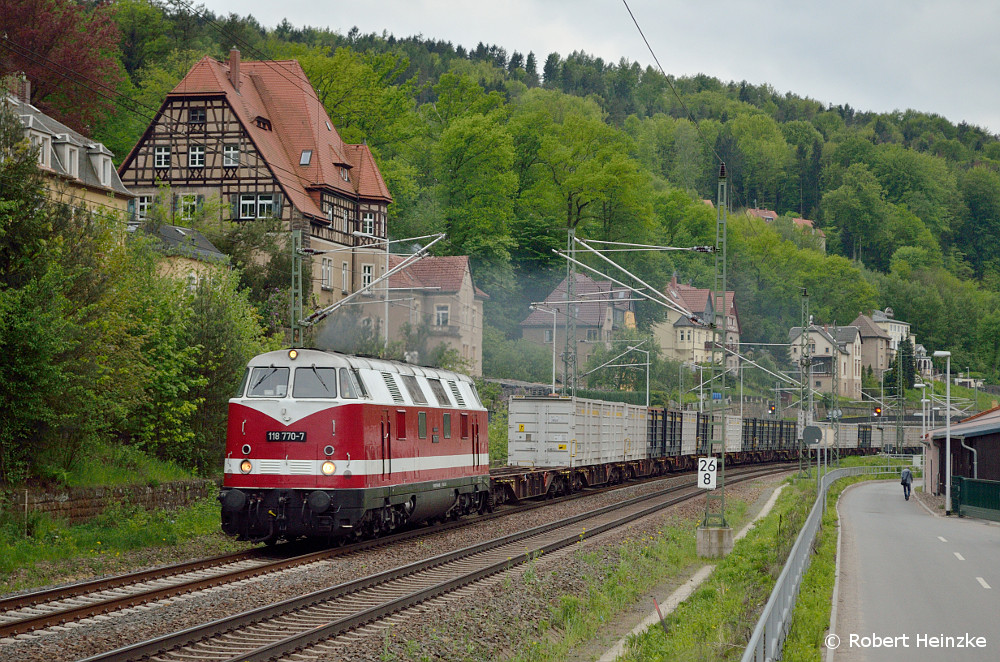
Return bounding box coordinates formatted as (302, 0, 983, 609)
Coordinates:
(204, 0, 1000, 135)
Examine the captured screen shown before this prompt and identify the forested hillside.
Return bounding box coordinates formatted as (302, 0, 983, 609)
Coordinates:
(4, 1, 1000, 482)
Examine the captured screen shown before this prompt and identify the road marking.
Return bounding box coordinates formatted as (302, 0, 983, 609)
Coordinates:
(938, 536, 948, 543)
(977, 577, 991, 589)
(954, 552, 965, 561)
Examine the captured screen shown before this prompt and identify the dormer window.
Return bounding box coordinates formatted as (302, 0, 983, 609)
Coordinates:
(66, 146, 78, 178)
(299, 150, 312, 165)
(30, 132, 51, 168)
(340, 167, 349, 181)
(101, 156, 112, 186)
(188, 107, 206, 124)
(254, 116, 271, 131)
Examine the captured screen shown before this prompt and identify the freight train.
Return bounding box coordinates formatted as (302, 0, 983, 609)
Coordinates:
(219, 349, 874, 543)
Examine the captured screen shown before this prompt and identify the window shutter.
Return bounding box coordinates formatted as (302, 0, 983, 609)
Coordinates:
(171, 193, 178, 216)
(273, 192, 283, 218)
(230, 194, 238, 220)
(127, 198, 135, 221)
(196, 195, 204, 213)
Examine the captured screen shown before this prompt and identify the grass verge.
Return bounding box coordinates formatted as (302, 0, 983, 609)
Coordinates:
(0, 495, 248, 593)
(614, 477, 816, 662)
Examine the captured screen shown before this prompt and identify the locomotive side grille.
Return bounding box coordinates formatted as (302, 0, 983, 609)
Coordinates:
(381, 372, 405, 404)
(288, 460, 313, 475)
(448, 381, 466, 407)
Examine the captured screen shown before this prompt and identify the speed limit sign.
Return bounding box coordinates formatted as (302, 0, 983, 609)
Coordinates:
(698, 457, 717, 490)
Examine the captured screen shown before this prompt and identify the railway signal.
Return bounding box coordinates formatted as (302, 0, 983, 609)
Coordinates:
(768, 403, 776, 416)
(873, 406, 882, 417)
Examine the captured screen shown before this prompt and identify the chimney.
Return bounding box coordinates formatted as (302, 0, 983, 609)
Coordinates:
(229, 48, 241, 91)
(19, 77, 31, 103)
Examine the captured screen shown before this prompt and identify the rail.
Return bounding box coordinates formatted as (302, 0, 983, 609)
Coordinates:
(741, 464, 913, 662)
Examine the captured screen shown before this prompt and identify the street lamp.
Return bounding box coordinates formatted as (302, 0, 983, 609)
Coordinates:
(915, 382, 927, 493)
(530, 304, 558, 395)
(932, 350, 951, 515)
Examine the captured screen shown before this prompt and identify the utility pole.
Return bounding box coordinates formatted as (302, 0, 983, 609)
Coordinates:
(702, 163, 729, 532)
(564, 228, 578, 398)
(798, 288, 810, 477)
(831, 323, 840, 467)
(290, 228, 304, 347)
(895, 348, 905, 453)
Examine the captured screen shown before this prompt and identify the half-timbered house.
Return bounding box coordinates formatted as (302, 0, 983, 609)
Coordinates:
(117, 49, 392, 319)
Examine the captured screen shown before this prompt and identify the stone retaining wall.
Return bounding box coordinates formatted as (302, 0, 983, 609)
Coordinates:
(4, 479, 217, 525)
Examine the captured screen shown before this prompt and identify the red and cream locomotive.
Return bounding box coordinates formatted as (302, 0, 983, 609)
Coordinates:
(220, 349, 490, 542)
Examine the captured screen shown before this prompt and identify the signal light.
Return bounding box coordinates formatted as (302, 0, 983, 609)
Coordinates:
(874, 406, 882, 417)
(768, 404, 776, 415)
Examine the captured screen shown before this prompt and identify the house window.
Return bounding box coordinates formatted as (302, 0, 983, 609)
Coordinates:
(66, 146, 78, 178)
(30, 133, 51, 167)
(362, 264, 373, 291)
(323, 202, 333, 222)
(342, 262, 348, 293)
(101, 157, 112, 186)
(435, 305, 449, 327)
(544, 328, 553, 343)
(257, 194, 274, 218)
(188, 145, 205, 168)
(342, 209, 348, 232)
(362, 212, 375, 235)
(223, 144, 240, 167)
(299, 150, 312, 165)
(239, 194, 256, 219)
(137, 195, 152, 220)
(188, 107, 206, 124)
(154, 146, 170, 168)
(340, 166, 349, 181)
(587, 329, 599, 342)
(321, 258, 332, 289)
(180, 194, 198, 220)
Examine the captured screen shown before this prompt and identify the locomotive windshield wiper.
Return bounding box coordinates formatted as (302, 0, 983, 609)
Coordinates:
(251, 366, 278, 390)
(309, 364, 328, 391)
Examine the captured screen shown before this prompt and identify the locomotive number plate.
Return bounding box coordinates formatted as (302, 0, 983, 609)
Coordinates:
(266, 431, 307, 442)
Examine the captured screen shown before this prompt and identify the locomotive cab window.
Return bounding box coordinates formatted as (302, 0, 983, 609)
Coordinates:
(293, 366, 338, 398)
(351, 368, 369, 398)
(248, 367, 289, 397)
(418, 412, 427, 439)
(235, 369, 250, 398)
(339, 368, 359, 399)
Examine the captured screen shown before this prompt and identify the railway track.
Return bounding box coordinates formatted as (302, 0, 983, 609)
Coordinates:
(78, 465, 785, 662)
(0, 462, 765, 639)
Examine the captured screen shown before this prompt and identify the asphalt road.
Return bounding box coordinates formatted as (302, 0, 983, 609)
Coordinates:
(831, 481, 999, 661)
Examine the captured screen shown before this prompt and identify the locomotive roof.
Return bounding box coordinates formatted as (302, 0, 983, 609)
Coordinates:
(249, 348, 476, 384)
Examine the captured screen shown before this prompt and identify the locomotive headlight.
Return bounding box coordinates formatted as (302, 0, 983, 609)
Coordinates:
(321, 461, 336, 476)
(288, 349, 298, 360)
(240, 459, 253, 474)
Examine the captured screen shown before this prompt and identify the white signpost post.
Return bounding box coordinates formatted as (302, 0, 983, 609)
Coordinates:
(698, 456, 718, 490)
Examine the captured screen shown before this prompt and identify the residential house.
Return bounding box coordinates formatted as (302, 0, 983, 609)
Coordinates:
(850, 313, 892, 378)
(871, 307, 914, 354)
(386, 255, 487, 376)
(118, 50, 392, 330)
(7, 81, 133, 214)
(520, 273, 635, 380)
(651, 275, 741, 371)
(914, 343, 933, 382)
(791, 217, 827, 251)
(745, 208, 778, 223)
(788, 324, 863, 399)
(131, 222, 228, 284)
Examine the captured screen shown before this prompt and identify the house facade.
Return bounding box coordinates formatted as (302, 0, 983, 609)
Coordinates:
(118, 50, 392, 328)
(871, 307, 914, 354)
(788, 324, 863, 399)
(386, 255, 487, 375)
(651, 275, 740, 371)
(520, 273, 635, 381)
(850, 313, 892, 378)
(7, 83, 133, 214)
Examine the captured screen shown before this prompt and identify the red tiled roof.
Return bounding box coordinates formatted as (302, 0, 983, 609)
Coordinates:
(388, 254, 487, 298)
(792, 217, 826, 237)
(665, 275, 739, 333)
(745, 208, 777, 222)
(521, 273, 630, 328)
(147, 55, 391, 220)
